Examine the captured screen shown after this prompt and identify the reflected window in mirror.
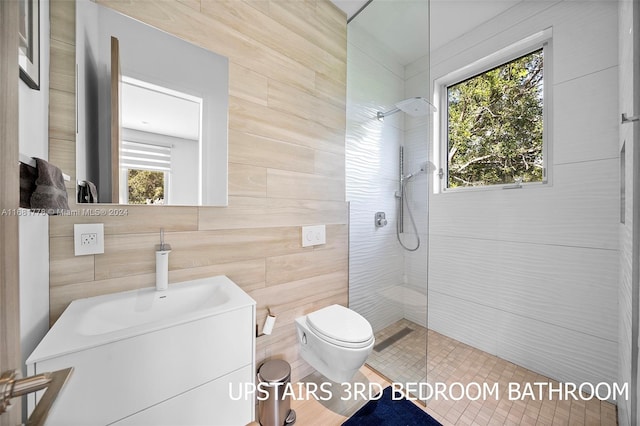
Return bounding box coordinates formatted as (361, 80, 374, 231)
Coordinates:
(119, 78, 202, 205)
(126, 169, 166, 205)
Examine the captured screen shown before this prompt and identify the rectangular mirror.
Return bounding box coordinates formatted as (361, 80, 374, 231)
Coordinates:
(76, 0, 229, 206)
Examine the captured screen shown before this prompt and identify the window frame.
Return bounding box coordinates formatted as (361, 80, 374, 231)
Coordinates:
(433, 28, 553, 193)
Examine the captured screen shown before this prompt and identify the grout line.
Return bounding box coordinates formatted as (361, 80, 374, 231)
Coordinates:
(429, 233, 619, 253)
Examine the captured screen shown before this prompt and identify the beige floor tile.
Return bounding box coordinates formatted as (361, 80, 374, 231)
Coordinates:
(365, 319, 618, 426)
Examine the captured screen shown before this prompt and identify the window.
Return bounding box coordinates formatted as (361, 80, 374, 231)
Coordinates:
(436, 30, 552, 191)
(120, 140, 171, 204)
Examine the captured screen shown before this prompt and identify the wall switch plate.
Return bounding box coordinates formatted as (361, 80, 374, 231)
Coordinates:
(74, 223, 104, 256)
(301, 225, 326, 247)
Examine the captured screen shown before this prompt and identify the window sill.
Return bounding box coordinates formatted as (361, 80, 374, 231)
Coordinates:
(440, 180, 548, 194)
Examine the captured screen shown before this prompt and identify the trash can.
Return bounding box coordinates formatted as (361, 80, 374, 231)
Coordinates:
(257, 360, 296, 426)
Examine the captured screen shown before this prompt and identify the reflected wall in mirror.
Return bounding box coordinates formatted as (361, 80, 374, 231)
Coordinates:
(76, 0, 228, 206)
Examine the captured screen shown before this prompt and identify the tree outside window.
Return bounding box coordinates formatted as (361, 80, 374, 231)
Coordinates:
(127, 169, 165, 204)
(447, 49, 544, 188)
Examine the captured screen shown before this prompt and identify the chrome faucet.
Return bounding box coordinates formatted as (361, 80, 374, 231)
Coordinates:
(155, 228, 172, 291)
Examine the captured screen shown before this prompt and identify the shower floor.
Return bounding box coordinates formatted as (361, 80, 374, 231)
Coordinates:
(368, 319, 428, 384)
(367, 319, 618, 425)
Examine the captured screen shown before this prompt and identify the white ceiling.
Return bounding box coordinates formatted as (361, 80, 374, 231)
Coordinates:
(121, 81, 201, 141)
(332, 0, 522, 65)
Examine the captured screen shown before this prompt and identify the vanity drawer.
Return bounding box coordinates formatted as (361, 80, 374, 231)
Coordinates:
(112, 365, 253, 426)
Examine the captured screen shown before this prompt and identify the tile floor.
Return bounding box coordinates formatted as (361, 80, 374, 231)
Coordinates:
(368, 319, 428, 384)
(367, 319, 618, 425)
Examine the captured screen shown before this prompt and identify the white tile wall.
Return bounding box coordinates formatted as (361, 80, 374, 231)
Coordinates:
(430, 235, 618, 340)
(427, 0, 620, 390)
(554, 67, 619, 165)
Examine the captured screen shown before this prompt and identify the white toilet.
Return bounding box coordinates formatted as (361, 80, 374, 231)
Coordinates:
(295, 304, 375, 383)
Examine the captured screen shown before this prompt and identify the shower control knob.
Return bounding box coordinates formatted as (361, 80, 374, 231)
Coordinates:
(375, 212, 387, 228)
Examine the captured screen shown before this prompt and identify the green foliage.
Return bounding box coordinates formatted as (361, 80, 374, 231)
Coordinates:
(128, 169, 165, 204)
(447, 49, 544, 188)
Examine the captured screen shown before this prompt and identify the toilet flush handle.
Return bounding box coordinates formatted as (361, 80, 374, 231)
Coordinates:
(302, 332, 307, 344)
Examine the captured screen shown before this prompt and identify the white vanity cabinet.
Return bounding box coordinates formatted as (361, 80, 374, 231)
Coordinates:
(27, 276, 256, 426)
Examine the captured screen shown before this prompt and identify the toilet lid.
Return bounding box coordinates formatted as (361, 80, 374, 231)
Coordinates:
(306, 305, 373, 348)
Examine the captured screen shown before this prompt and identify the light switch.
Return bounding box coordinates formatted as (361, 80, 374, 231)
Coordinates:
(301, 225, 326, 247)
(74, 223, 105, 256)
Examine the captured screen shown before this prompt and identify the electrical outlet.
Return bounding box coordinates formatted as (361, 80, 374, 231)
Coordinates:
(74, 224, 104, 256)
(81, 233, 98, 246)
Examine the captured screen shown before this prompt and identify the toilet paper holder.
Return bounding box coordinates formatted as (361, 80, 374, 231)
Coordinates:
(257, 307, 277, 337)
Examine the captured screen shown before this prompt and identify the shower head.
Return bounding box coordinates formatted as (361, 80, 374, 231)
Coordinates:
(396, 97, 437, 116)
(377, 97, 437, 120)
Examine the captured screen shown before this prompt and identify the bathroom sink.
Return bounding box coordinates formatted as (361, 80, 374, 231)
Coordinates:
(26, 275, 256, 425)
(28, 275, 255, 363)
(76, 279, 231, 336)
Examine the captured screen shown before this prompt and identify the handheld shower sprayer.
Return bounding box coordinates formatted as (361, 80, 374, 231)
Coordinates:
(402, 161, 437, 182)
(402, 170, 422, 182)
(396, 159, 436, 252)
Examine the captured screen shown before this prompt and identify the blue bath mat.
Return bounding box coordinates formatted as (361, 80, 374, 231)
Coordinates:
(342, 386, 442, 426)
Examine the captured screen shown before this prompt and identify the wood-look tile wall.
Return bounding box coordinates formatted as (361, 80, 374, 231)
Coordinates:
(49, 0, 348, 382)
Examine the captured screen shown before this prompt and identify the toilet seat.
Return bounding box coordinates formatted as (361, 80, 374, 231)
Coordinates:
(306, 305, 374, 349)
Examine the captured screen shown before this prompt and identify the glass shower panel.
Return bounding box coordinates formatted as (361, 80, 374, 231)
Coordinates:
(345, 0, 430, 397)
